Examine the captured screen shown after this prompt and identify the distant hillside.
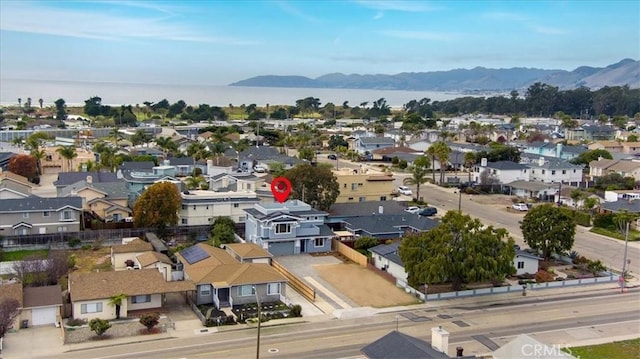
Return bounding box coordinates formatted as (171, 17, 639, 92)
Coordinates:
(230, 59, 640, 91)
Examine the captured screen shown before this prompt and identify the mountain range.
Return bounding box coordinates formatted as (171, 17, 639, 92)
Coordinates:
(230, 59, 640, 92)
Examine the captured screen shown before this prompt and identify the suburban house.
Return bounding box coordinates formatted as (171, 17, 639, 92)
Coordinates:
(244, 200, 334, 256)
(368, 241, 408, 287)
(117, 161, 182, 202)
(473, 159, 530, 185)
(604, 189, 640, 202)
(521, 155, 584, 185)
(343, 214, 439, 240)
(167, 157, 197, 177)
(179, 189, 259, 225)
(564, 124, 615, 141)
(505, 180, 559, 201)
(588, 141, 640, 155)
(588, 159, 640, 181)
(0, 196, 83, 236)
(326, 200, 408, 226)
(222, 242, 272, 264)
(514, 250, 541, 276)
(135, 251, 174, 281)
(175, 243, 287, 308)
(59, 178, 131, 222)
(237, 146, 301, 172)
(493, 334, 577, 359)
(68, 269, 194, 321)
(207, 172, 265, 193)
(523, 141, 586, 160)
(110, 238, 154, 271)
(333, 168, 395, 203)
(355, 137, 395, 155)
(53, 171, 118, 196)
(0, 170, 34, 196)
(21, 286, 63, 327)
(361, 328, 476, 359)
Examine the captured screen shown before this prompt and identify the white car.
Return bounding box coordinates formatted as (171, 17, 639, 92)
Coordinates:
(404, 206, 421, 214)
(398, 186, 412, 196)
(253, 165, 266, 173)
(512, 203, 529, 211)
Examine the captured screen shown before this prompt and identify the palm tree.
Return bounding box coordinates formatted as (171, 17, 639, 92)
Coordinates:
(56, 146, 77, 172)
(109, 127, 123, 147)
(108, 294, 127, 320)
(17, 98, 21, 107)
(463, 152, 477, 184)
(404, 155, 430, 202)
(31, 148, 46, 176)
(210, 142, 227, 165)
(185, 175, 207, 190)
(425, 145, 437, 183)
(38, 98, 43, 108)
(187, 142, 210, 161)
(155, 136, 177, 159)
(432, 141, 451, 184)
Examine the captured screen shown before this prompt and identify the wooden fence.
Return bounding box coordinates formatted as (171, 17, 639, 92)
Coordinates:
(332, 238, 368, 266)
(271, 259, 315, 302)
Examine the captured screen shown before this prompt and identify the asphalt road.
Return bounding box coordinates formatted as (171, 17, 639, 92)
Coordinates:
(394, 176, 640, 276)
(50, 288, 640, 359)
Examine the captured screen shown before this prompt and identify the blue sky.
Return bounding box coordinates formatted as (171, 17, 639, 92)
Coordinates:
(1, 0, 638, 86)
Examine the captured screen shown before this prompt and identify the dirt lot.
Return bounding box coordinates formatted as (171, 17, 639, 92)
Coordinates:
(313, 263, 420, 308)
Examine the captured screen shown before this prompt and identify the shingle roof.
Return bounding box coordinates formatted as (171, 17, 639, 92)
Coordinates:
(330, 201, 407, 217)
(344, 215, 439, 235)
(369, 241, 400, 256)
(61, 180, 129, 198)
(483, 161, 528, 170)
(23, 285, 62, 308)
(0, 171, 34, 187)
(69, 269, 195, 301)
(136, 251, 173, 267)
(1, 196, 82, 212)
(120, 161, 156, 171)
(53, 172, 118, 187)
(359, 137, 395, 145)
(224, 243, 272, 259)
(168, 157, 195, 166)
(202, 263, 286, 287)
(601, 199, 640, 213)
(361, 331, 452, 359)
(111, 238, 153, 254)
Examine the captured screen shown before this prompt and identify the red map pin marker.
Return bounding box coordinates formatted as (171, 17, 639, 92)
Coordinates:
(271, 177, 292, 203)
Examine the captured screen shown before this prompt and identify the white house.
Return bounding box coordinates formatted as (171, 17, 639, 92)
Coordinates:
(523, 156, 583, 184)
(180, 189, 259, 225)
(368, 241, 409, 287)
(355, 137, 395, 155)
(474, 159, 530, 184)
(514, 250, 541, 276)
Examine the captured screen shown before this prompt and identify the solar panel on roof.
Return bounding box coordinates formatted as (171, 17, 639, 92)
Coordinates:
(181, 245, 210, 264)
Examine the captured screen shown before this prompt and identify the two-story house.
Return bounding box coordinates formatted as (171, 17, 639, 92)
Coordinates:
(118, 161, 182, 204)
(333, 168, 395, 203)
(521, 155, 584, 185)
(589, 141, 640, 155)
(244, 200, 334, 256)
(523, 142, 586, 161)
(1, 196, 83, 235)
(59, 177, 131, 222)
(473, 159, 530, 185)
(53, 171, 118, 196)
(565, 124, 615, 141)
(0, 170, 34, 198)
(179, 190, 259, 225)
(355, 137, 395, 155)
(589, 159, 640, 181)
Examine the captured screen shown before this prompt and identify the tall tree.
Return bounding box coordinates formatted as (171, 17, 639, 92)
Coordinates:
(38, 98, 43, 108)
(0, 298, 21, 339)
(404, 155, 430, 202)
(8, 154, 38, 181)
(521, 204, 576, 259)
(54, 98, 67, 121)
(133, 182, 182, 231)
(425, 145, 437, 183)
(463, 152, 477, 183)
(284, 163, 339, 211)
(399, 211, 515, 291)
(56, 146, 77, 172)
(432, 141, 451, 184)
(155, 136, 177, 158)
(209, 216, 237, 247)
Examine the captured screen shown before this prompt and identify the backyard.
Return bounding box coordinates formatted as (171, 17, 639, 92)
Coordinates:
(313, 263, 420, 307)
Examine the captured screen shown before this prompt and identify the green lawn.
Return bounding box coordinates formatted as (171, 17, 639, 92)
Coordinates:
(589, 227, 640, 241)
(1, 249, 49, 261)
(566, 338, 640, 359)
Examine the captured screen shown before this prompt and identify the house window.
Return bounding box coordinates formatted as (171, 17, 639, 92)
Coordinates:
(351, 183, 358, 190)
(234, 203, 239, 208)
(562, 170, 566, 174)
(314, 238, 325, 247)
(81, 302, 103, 314)
(57, 226, 67, 232)
(551, 170, 556, 175)
(343, 184, 347, 188)
(131, 295, 151, 303)
(182, 205, 187, 210)
(517, 261, 524, 269)
(359, 197, 366, 202)
(541, 170, 546, 174)
(60, 210, 74, 221)
(380, 196, 387, 201)
(275, 223, 291, 234)
(23, 213, 29, 218)
(43, 211, 50, 217)
(267, 283, 281, 295)
(199, 285, 211, 296)
(238, 285, 254, 297)
(181, 218, 188, 225)
(348, 197, 354, 201)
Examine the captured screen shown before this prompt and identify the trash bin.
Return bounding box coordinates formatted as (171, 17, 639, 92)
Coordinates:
(21, 320, 28, 329)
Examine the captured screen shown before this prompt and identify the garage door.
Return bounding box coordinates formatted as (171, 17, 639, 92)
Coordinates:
(31, 307, 57, 326)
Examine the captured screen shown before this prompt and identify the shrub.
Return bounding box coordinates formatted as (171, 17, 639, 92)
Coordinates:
(593, 213, 615, 229)
(81, 244, 92, 250)
(66, 318, 87, 327)
(67, 254, 77, 269)
(89, 318, 111, 336)
(587, 259, 606, 275)
(534, 270, 555, 283)
(67, 237, 81, 248)
(289, 304, 302, 318)
(139, 313, 160, 331)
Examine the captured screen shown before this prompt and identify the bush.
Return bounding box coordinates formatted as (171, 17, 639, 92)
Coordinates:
(534, 270, 555, 283)
(289, 304, 302, 318)
(593, 213, 615, 229)
(67, 254, 77, 269)
(139, 313, 160, 331)
(67, 237, 81, 248)
(89, 318, 111, 336)
(66, 318, 87, 327)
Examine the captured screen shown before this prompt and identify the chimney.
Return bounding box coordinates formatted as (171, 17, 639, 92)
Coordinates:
(431, 326, 449, 355)
(456, 347, 464, 357)
(81, 163, 87, 172)
(163, 159, 170, 166)
(86, 175, 93, 184)
(378, 206, 384, 214)
(538, 157, 545, 166)
(556, 142, 563, 157)
(480, 157, 487, 167)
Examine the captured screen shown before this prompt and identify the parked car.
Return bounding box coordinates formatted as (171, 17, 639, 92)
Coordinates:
(512, 203, 529, 211)
(398, 186, 412, 195)
(417, 207, 438, 216)
(404, 206, 421, 214)
(327, 154, 337, 160)
(253, 165, 266, 173)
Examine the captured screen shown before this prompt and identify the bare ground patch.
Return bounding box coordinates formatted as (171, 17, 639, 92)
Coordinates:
(313, 263, 420, 308)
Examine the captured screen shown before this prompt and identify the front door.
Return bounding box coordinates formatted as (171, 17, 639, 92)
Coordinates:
(300, 239, 306, 253)
(218, 288, 229, 302)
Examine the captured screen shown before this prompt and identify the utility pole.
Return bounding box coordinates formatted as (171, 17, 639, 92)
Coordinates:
(254, 286, 261, 359)
(621, 221, 630, 293)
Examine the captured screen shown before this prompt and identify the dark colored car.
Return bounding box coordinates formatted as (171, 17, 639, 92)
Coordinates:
(327, 154, 337, 160)
(417, 207, 438, 216)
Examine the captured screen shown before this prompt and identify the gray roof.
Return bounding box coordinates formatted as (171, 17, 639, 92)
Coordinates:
(245, 207, 328, 220)
(60, 180, 129, 199)
(521, 154, 583, 170)
(601, 199, 640, 213)
(516, 250, 543, 260)
(2, 196, 82, 212)
(330, 201, 406, 217)
(344, 215, 439, 236)
(168, 157, 195, 166)
(506, 180, 556, 192)
(368, 242, 404, 266)
(483, 161, 528, 170)
(53, 172, 118, 187)
(361, 331, 468, 359)
(120, 161, 155, 171)
(359, 137, 395, 145)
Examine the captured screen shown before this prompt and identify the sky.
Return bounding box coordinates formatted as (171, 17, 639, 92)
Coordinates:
(1, 0, 638, 86)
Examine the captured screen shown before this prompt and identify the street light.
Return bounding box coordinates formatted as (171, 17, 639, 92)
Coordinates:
(253, 285, 261, 359)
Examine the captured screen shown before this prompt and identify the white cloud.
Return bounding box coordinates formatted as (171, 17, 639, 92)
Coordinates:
(380, 30, 455, 41)
(482, 11, 566, 35)
(373, 11, 384, 20)
(0, 2, 250, 44)
(354, 0, 441, 12)
(274, 1, 323, 23)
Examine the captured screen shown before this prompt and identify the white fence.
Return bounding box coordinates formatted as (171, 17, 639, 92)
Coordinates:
(424, 273, 620, 301)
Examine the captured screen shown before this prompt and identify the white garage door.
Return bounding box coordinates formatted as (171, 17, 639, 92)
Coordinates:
(31, 307, 57, 326)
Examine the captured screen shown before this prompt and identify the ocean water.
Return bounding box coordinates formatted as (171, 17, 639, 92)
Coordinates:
(1, 78, 470, 108)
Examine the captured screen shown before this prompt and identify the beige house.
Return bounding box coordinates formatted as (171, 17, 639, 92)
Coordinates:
(68, 270, 194, 321)
(0, 170, 34, 196)
(60, 179, 131, 222)
(110, 238, 153, 271)
(222, 242, 272, 264)
(588, 141, 640, 154)
(21, 286, 63, 327)
(589, 159, 640, 181)
(333, 168, 395, 203)
(135, 251, 174, 281)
